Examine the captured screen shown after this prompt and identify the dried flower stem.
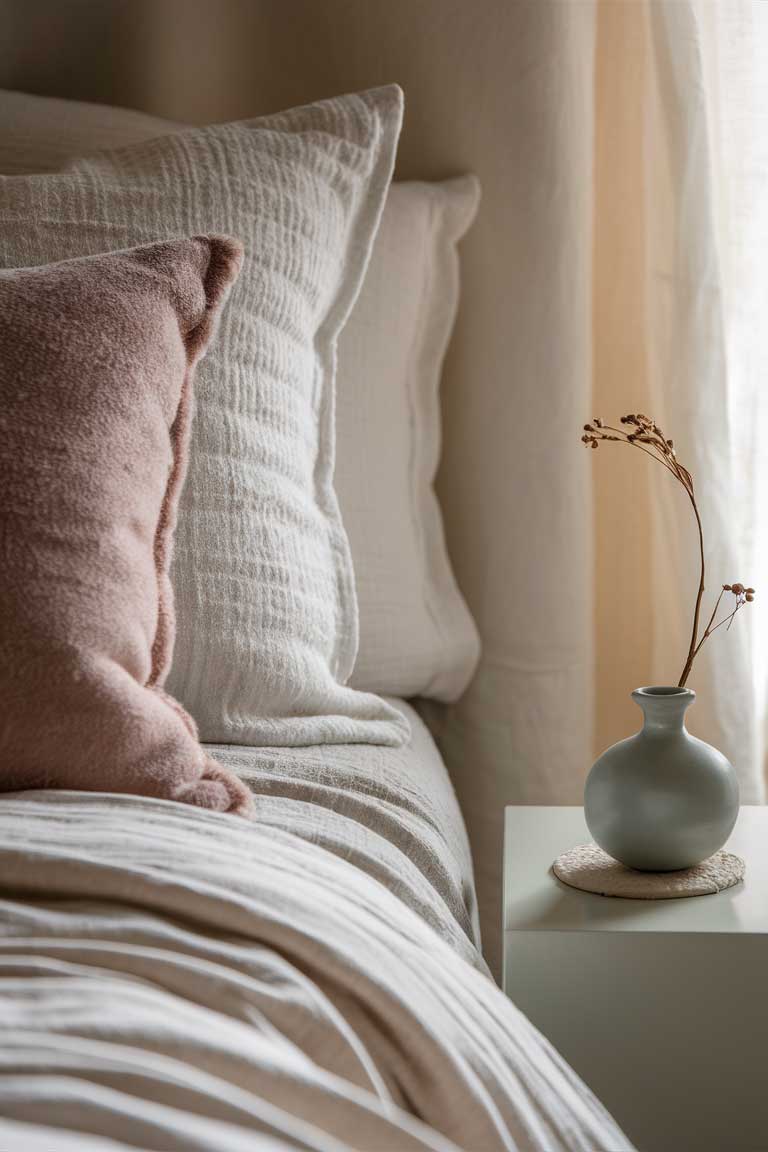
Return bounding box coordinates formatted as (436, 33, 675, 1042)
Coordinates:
(582, 415, 754, 688)
(678, 497, 705, 688)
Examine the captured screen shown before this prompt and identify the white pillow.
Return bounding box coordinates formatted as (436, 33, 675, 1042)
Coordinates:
(0, 87, 409, 747)
(0, 89, 480, 703)
(0, 89, 186, 172)
(336, 178, 481, 699)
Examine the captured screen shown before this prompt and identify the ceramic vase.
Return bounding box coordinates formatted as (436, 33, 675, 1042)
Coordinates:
(584, 686, 739, 871)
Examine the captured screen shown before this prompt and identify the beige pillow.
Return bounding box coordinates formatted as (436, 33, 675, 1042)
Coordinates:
(336, 177, 481, 699)
(0, 89, 480, 703)
(0, 88, 409, 748)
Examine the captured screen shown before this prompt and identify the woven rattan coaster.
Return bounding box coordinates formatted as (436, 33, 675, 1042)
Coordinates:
(552, 843, 745, 899)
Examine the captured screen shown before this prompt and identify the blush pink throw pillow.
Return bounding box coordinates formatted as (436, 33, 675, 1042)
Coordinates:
(0, 236, 253, 817)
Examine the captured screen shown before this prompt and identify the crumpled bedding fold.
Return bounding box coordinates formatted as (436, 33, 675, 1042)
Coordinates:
(0, 776, 631, 1151)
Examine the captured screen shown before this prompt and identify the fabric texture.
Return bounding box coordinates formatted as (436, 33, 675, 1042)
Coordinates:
(641, 1, 768, 796)
(0, 88, 185, 173)
(336, 177, 481, 700)
(0, 237, 252, 817)
(0, 86, 409, 747)
(0, 786, 632, 1152)
(212, 697, 482, 957)
(0, 89, 480, 705)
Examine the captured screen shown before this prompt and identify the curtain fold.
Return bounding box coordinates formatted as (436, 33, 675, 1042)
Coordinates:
(641, 0, 766, 802)
(591, 0, 768, 798)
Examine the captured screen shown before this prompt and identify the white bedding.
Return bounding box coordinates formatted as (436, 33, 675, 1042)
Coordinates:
(0, 701, 632, 1151)
(213, 699, 482, 965)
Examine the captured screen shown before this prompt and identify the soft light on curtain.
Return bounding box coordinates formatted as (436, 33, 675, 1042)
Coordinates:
(649, 0, 768, 804)
(594, 0, 768, 804)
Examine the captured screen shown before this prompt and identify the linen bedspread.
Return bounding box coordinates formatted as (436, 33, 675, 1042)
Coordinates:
(0, 703, 631, 1151)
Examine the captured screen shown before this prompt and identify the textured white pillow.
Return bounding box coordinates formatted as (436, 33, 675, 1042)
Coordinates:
(0, 89, 185, 172)
(0, 87, 409, 746)
(0, 89, 480, 704)
(336, 178, 481, 699)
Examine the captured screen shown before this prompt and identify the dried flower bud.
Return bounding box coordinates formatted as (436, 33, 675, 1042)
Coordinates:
(593, 417, 603, 428)
(591, 441, 598, 449)
(746, 593, 755, 602)
(747, 587, 755, 595)
(723, 584, 732, 592)
(731, 583, 744, 595)
(583, 424, 594, 432)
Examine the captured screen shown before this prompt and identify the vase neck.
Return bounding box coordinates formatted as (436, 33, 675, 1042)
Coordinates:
(632, 686, 695, 734)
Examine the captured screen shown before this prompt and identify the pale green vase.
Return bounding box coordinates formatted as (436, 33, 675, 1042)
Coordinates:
(584, 686, 739, 871)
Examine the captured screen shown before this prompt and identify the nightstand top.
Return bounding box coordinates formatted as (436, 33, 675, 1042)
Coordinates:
(504, 805, 768, 935)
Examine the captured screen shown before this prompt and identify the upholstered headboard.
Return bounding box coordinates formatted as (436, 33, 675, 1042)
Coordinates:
(0, 0, 595, 976)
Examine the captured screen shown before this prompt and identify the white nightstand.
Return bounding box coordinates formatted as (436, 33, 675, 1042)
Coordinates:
(503, 806, 768, 1152)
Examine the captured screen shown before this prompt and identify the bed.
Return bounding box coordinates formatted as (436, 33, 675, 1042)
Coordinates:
(0, 704, 629, 1151)
(0, 78, 631, 1151)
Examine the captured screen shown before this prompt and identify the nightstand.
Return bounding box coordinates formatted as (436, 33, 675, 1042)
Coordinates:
(503, 806, 768, 1152)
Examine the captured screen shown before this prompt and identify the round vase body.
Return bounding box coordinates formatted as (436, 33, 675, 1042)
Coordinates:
(584, 687, 739, 871)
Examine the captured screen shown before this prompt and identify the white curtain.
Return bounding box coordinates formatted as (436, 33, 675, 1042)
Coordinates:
(652, 1, 768, 800)
(590, 0, 768, 800)
(644, 0, 768, 802)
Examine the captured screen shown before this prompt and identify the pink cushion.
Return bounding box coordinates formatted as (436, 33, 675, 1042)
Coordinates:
(0, 236, 253, 818)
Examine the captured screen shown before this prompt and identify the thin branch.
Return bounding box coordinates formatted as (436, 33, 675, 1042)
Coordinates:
(704, 606, 741, 639)
(584, 414, 755, 688)
(690, 592, 734, 661)
(677, 494, 705, 688)
(695, 588, 725, 652)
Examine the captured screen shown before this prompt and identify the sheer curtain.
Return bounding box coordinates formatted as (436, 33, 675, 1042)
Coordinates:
(650, 0, 768, 803)
(594, 0, 768, 802)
